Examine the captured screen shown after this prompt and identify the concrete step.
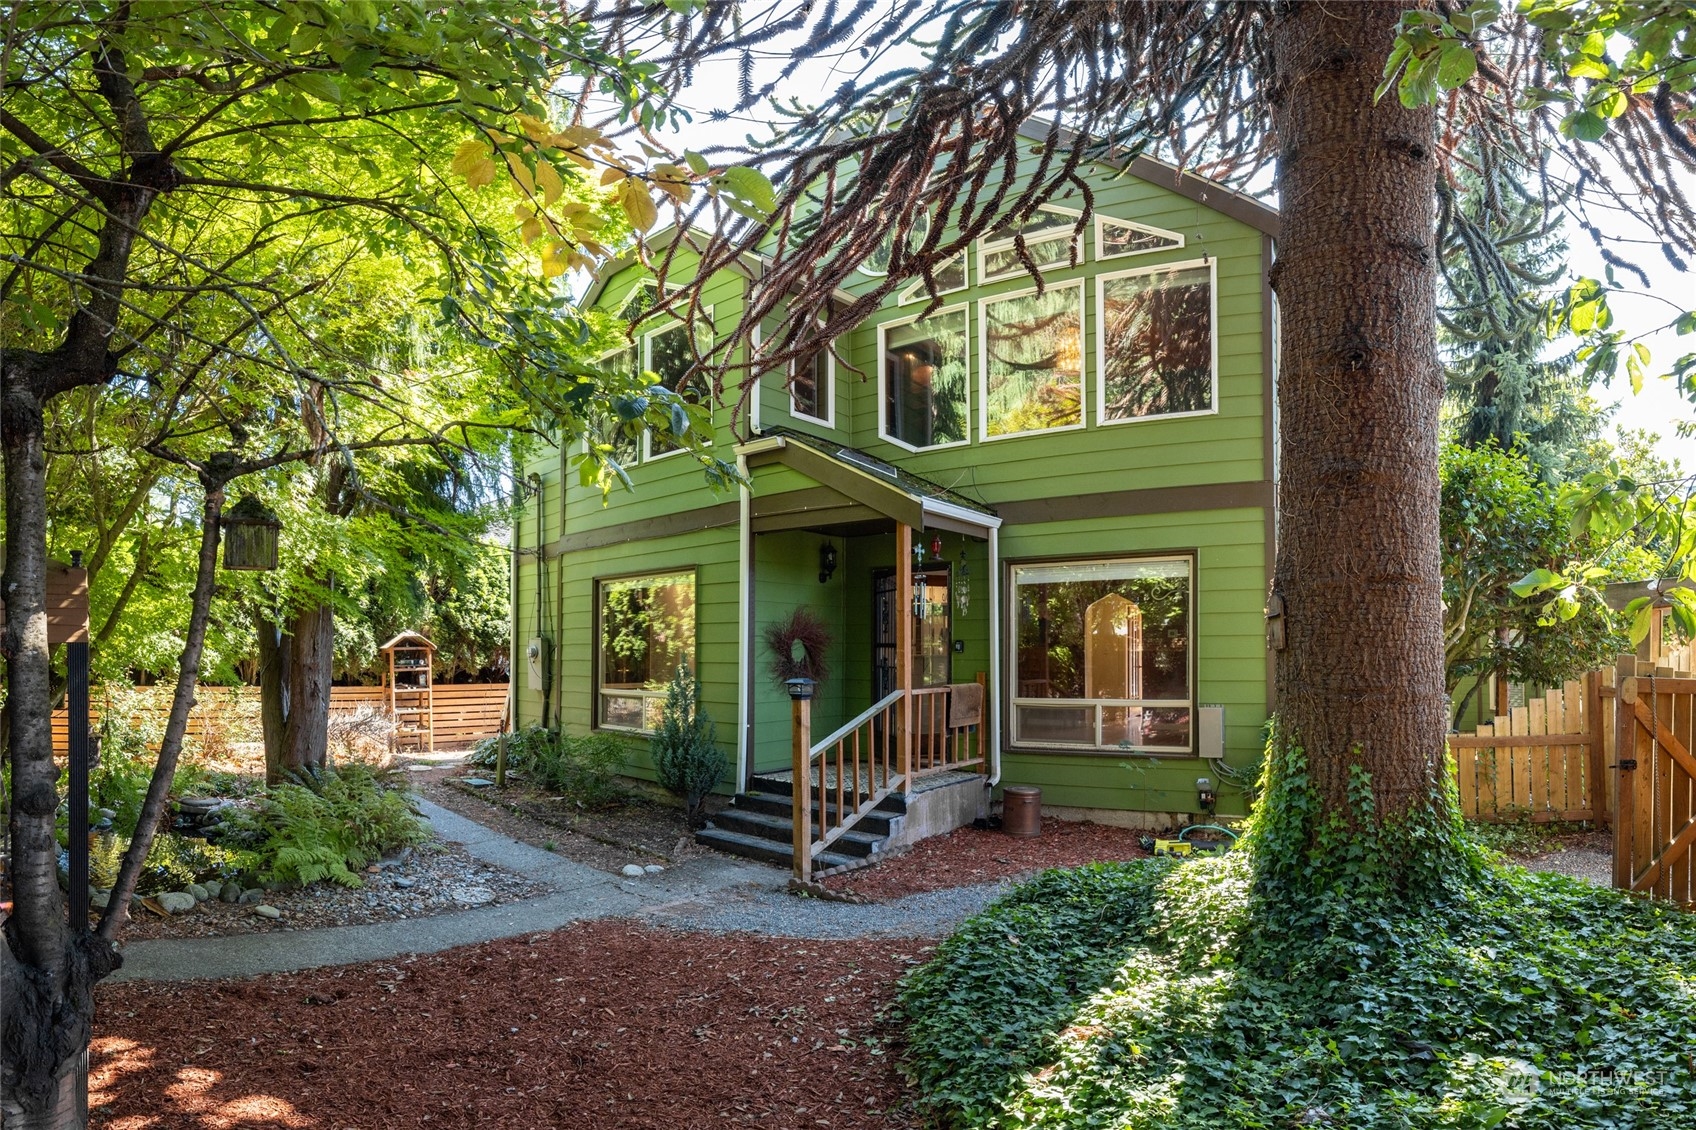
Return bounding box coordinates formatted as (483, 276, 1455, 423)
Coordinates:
(709, 808, 887, 858)
(693, 826, 861, 871)
(731, 790, 901, 838)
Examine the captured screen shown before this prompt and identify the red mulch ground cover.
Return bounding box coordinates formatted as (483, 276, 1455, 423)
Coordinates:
(822, 818, 1155, 901)
(92, 920, 932, 1129)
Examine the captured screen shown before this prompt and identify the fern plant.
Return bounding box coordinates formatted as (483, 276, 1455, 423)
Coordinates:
(223, 764, 427, 888)
(650, 663, 724, 829)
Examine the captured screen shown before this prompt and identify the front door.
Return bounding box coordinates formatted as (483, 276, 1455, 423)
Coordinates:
(872, 564, 952, 701)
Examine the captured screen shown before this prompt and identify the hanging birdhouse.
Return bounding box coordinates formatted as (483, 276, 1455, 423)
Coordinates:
(221, 494, 281, 571)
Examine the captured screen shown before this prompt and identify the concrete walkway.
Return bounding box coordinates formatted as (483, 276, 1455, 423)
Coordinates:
(111, 800, 775, 983)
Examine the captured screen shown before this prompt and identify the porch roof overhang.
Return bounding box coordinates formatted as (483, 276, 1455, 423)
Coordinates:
(737, 430, 1000, 540)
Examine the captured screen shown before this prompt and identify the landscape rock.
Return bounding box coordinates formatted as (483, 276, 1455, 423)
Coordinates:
(157, 892, 197, 915)
(90, 889, 110, 910)
(644, 865, 664, 874)
(239, 888, 266, 905)
(449, 886, 495, 906)
(219, 883, 242, 903)
(461, 777, 495, 788)
(96, 807, 117, 822)
(394, 877, 416, 889)
(202, 880, 223, 901)
(252, 904, 282, 919)
(187, 883, 209, 902)
(622, 864, 646, 878)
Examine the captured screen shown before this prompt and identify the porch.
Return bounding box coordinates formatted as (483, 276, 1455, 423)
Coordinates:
(695, 430, 1002, 878)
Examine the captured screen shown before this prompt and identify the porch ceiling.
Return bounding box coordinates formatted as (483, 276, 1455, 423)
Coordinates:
(740, 430, 1000, 539)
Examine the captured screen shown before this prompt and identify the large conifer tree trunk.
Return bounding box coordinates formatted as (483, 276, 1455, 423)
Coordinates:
(1266, 2, 1448, 844)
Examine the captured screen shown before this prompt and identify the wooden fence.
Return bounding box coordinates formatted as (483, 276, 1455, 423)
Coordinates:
(51, 682, 508, 754)
(1450, 670, 1614, 824)
(1614, 675, 1696, 906)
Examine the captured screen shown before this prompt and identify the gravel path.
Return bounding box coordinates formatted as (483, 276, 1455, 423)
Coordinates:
(641, 878, 1013, 939)
(1518, 848, 1612, 886)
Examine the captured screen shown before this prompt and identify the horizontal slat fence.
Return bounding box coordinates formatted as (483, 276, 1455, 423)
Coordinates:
(52, 682, 507, 754)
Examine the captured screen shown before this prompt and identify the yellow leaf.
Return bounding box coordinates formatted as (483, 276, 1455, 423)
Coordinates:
(601, 165, 628, 187)
(521, 215, 545, 245)
(618, 179, 658, 232)
(515, 113, 551, 142)
(450, 139, 485, 175)
(561, 148, 595, 171)
(536, 161, 566, 206)
(653, 163, 692, 204)
(505, 153, 535, 194)
(550, 125, 605, 150)
(540, 242, 568, 278)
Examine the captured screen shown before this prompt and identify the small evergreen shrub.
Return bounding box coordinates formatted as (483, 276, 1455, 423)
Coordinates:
(650, 664, 724, 828)
(468, 725, 630, 808)
(223, 761, 427, 888)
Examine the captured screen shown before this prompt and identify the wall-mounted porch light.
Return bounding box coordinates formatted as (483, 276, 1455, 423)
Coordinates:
(818, 541, 838, 584)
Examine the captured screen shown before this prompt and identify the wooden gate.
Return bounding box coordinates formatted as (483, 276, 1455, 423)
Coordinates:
(1614, 676, 1696, 906)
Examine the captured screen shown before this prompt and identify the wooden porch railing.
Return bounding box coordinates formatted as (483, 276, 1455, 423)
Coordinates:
(789, 676, 987, 883)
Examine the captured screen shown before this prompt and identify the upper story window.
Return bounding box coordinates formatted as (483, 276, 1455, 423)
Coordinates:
(1010, 554, 1193, 754)
(897, 251, 968, 304)
(981, 282, 1085, 440)
(1095, 216, 1185, 262)
(880, 306, 969, 451)
(643, 310, 713, 458)
(593, 347, 642, 467)
(596, 571, 696, 733)
(1096, 260, 1216, 425)
(978, 205, 1083, 284)
(790, 346, 834, 426)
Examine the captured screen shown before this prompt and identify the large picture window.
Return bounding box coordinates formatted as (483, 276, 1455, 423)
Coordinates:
(1011, 556, 1193, 753)
(1096, 261, 1216, 424)
(880, 307, 969, 450)
(981, 283, 1084, 439)
(597, 572, 697, 732)
(644, 315, 713, 458)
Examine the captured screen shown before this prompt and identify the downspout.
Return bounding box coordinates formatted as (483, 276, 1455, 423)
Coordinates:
(509, 482, 521, 732)
(988, 524, 1003, 786)
(736, 451, 751, 788)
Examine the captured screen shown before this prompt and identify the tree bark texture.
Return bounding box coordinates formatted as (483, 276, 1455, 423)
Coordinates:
(97, 487, 225, 940)
(1, 385, 118, 1126)
(281, 594, 335, 776)
(256, 612, 290, 785)
(1267, 2, 1447, 823)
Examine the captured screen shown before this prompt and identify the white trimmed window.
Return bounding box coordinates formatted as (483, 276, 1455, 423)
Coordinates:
(1095, 260, 1217, 424)
(596, 571, 697, 733)
(1010, 555, 1194, 753)
(642, 310, 713, 458)
(977, 205, 1083, 284)
(980, 282, 1085, 440)
(790, 346, 835, 426)
(897, 251, 968, 304)
(1094, 216, 1185, 262)
(879, 306, 970, 451)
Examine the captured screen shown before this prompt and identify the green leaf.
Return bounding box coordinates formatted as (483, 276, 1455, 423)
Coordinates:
(287, 71, 344, 104)
(716, 166, 776, 216)
(1438, 42, 1478, 89)
(683, 149, 710, 176)
(1566, 58, 1611, 80)
(1561, 110, 1609, 142)
(1510, 568, 1560, 597)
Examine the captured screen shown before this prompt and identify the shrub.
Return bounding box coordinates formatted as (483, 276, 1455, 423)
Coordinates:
(469, 726, 630, 808)
(650, 664, 724, 828)
(223, 761, 427, 888)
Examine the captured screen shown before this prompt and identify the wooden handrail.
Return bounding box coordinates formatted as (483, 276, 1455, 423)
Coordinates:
(810, 690, 903, 758)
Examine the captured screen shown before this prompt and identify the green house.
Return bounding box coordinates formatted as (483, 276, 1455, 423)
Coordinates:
(511, 140, 1279, 874)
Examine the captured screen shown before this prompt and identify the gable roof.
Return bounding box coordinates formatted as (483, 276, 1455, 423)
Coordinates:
(578, 121, 1279, 311)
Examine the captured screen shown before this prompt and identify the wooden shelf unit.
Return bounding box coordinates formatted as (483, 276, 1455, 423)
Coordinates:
(381, 632, 436, 755)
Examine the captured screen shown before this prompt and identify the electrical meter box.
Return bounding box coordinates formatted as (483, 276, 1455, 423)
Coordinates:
(1198, 705, 1225, 759)
(525, 636, 551, 691)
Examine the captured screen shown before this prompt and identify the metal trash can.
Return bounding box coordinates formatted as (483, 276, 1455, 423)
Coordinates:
(1002, 786, 1042, 837)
